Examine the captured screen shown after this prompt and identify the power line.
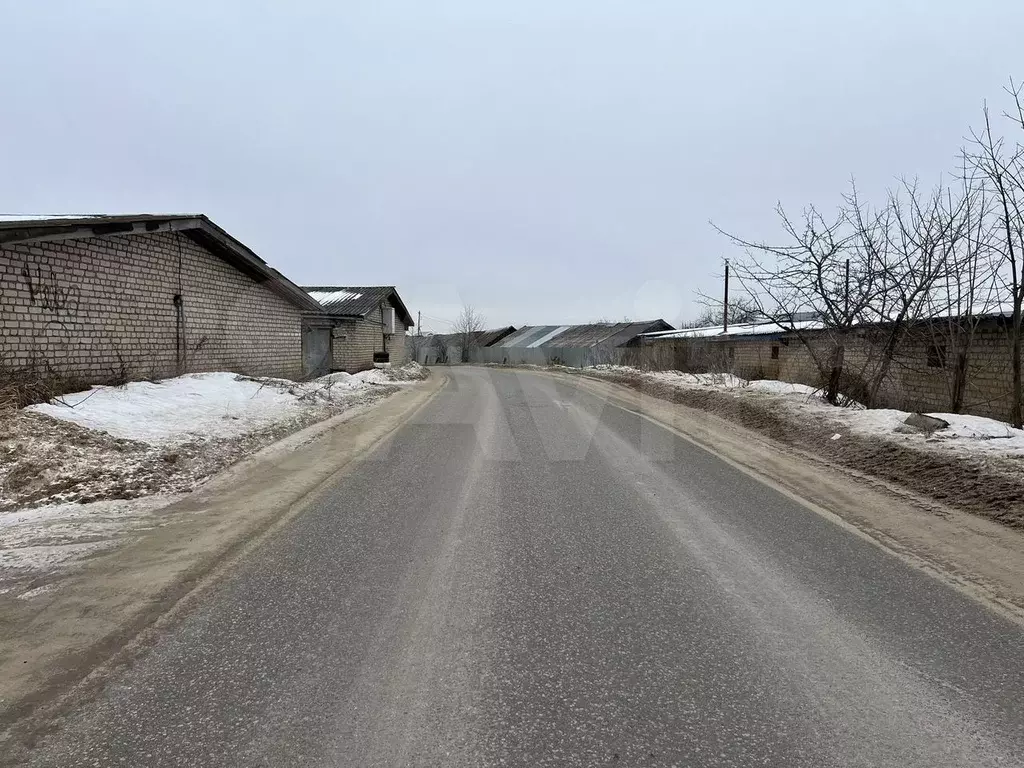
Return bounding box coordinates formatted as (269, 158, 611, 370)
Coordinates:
(420, 313, 455, 328)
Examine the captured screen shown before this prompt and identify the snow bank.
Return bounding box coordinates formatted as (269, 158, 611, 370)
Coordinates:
(352, 369, 398, 386)
(24, 365, 427, 446)
(3, 364, 430, 593)
(28, 373, 308, 445)
(352, 361, 429, 385)
(583, 364, 1024, 459)
(746, 380, 818, 396)
(928, 413, 1024, 442)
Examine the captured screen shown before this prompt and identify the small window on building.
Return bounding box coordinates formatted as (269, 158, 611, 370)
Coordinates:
(771, 345, 780, 360)
(728, 346, 735, 359)
(927, 343, 946, 368)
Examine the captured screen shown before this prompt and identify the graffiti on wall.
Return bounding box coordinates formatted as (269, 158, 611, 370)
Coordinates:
(19, 262, 82, 359)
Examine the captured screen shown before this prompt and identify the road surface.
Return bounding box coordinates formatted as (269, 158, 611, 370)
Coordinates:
(26, 368, 1024, 767)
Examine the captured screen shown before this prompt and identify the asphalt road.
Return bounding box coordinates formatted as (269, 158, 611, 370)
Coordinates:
(27, 367, 1024, 767)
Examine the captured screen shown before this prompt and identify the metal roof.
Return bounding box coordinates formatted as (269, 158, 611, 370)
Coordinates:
(495, 326, 560, 348)
(596, 320, 675, 347)
(0, 214, 322, 312)
(419, 326, 517, 347)
(496, 320, 674, 349)
(643, 319, 825, 340)
(302, 286, 414, 327)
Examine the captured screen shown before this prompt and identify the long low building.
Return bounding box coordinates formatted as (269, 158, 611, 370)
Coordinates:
(472, 320, 673, 367)
(637, 313, 1020, 422)
(413, 326, 518, 365)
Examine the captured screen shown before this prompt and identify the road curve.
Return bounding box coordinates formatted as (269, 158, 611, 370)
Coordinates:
(26, 367, 1024, 767)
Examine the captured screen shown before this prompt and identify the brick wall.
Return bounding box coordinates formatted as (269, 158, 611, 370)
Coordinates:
(0, 231, 304, 383)
(329, 312, 408, 373)
(645, 324, 1021, 422)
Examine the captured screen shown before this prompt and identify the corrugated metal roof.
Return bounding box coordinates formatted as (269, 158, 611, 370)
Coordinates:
(495, 326, 557, 348)
(496, 320, 674, 349)
(598, 320, 674, 347)
(476, 326, 518, 347)
(644, 319, 825, 339)
(307, 289, 363, 306)
(537, 323, 622, 348)
(537, 320, 672, 348)
(648, 307, 1020, 341)
(303, 286, 414, 327)
(527, 325, 571, 348)
(419, 327, 517, 347)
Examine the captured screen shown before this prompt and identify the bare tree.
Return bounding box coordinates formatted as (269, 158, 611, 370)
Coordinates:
(453, 305, 486, 364)
(431, 333, 449, 365)
(856, 177, 971, 407)
(713, 192, 877, 404)
(686, 295, 760, 329)
(407, 332, 429, 364)
(965, 80, 1024, 427)
(922, 161, 999, 413)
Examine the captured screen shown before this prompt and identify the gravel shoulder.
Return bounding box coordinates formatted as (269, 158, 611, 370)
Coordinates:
(0, 373, 445, 757)
(547, 369, 1024, 625)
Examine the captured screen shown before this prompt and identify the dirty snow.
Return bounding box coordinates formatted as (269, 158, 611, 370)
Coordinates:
(583, 365, 1024, 460)
(26, 363, 428, 446)
(1, 363, 429, 596)
(29, 373, 307, 444)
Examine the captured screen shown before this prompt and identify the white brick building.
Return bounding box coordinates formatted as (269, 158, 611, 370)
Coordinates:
(302, 286, 413, 374)
(0, 215, 322, 386)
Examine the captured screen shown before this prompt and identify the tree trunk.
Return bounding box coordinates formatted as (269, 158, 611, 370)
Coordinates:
(826, 343, 845, 405)
(1013, 303, 1023, 428)
(951, 348, 969, 414)
(867, 322, 906, 409)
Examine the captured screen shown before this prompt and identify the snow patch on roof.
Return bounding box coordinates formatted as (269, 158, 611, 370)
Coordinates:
(0, 214, 107, 221)
(308, 289, 363, 305)
(646, 319, 825, 339)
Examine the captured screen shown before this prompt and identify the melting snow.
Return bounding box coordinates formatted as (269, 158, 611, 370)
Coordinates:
(584, 365, 1024, 459)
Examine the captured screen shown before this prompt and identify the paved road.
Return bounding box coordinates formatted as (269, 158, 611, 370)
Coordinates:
(27, 368, 1024, 767)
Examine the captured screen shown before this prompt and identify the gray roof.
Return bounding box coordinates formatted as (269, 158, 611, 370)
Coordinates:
(0, 214, 322, 312)
(496, 320, 674, 349)
(423, 326, 518, 348)
(495, 325, 562, 348)
(303, 286, 414, 327)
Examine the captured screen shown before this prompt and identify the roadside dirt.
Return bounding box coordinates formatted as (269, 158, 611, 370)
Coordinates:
(0, 373, 446, 761)
(553, 370, 1024, 625)
(570, 369, 1024, 529)
(0, 386, 399, 511)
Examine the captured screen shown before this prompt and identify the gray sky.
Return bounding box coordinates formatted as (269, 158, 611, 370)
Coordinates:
(2, 1, 1023, 332)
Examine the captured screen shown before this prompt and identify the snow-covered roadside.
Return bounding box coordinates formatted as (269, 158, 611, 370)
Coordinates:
(27, 366, 422, 444)
(583, 364, 1024, 461)
(0, 362, 428, 596)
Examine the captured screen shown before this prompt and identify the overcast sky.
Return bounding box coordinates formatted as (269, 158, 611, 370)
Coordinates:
(2, 1, 1023, 331)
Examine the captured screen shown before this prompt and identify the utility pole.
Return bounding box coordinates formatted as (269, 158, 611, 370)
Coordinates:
(844, 258, 850, 319)
(417, 310, 421, 336)
(723, 260, 730, 332)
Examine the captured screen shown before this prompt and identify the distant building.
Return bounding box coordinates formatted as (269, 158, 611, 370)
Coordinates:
(302, 286, 415, 374)
(475, 320, 674, 367)
(415, 326, 518, 365)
